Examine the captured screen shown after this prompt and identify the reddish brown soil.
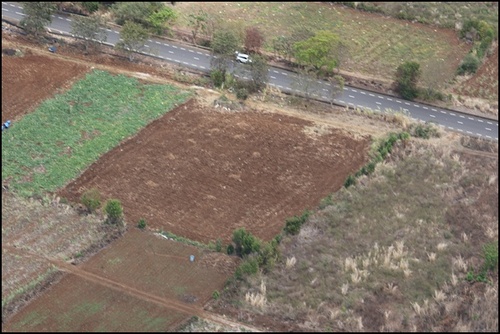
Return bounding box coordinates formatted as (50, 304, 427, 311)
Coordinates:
(1, 46, 90, 124)
(454, 45, 499, 103)
(58, 99, 370, 244)
(1, 229, 258, 332)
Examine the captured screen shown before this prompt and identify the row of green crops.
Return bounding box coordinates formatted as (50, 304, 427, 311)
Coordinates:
(2, 70, 191, 197)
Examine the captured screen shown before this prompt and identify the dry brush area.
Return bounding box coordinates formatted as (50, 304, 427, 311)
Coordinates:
(211, 137, 498, 332)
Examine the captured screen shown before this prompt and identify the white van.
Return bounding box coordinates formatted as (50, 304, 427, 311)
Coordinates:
(235, 52, 252, 64)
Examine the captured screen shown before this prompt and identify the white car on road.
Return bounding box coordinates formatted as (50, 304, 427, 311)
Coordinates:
(235, 52, 252, 64)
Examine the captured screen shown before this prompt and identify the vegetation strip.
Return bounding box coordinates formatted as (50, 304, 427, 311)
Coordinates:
(2, 70, 191, 197)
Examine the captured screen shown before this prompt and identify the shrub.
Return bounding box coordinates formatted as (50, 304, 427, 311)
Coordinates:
(456, 53, 480, 75)
(212, 290, 220, 300)
(395, 61, 421, 100)
(235, 257, 259, 279)
(410, 123, 440, 139)
(104, 199, 123, 225)
(137, 218, 146, 229)
(215, 238, 223, 252)
(226, 244, 235, 255)
(236, 87, 249, 100)
(80, 188, 101, 213)
(232, 228, 261, 257)
(258, 240, 280, 272)
(81, 2, 99, 13)
(284, 210, 310, 235)
(210, 69, 225, 88)
(344, 174, 356, 188)
(419, 87, 447, 102)
(483, 242, 498, 272)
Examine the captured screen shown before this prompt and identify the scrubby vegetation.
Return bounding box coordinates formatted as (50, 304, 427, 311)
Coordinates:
(216, 137, 498, 332)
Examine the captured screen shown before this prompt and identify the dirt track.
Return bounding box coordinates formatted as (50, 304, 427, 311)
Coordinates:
(2, 244, 260, 332)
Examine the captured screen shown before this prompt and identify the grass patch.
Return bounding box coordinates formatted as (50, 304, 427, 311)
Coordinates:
(1, 70, 191, 197)
(173, 2, 477, 89)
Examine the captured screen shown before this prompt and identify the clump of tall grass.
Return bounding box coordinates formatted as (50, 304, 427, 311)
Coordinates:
(245, 280, 267, 309)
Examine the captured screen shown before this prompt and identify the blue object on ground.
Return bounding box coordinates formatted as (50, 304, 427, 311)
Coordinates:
(48, 46, 57, 53)
(3, 120, 11, 131)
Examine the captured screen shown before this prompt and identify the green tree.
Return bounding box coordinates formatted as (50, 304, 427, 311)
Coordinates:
(232, 228, 261, 257)
(115, 21, 150, 61)
(248, 54, 269, 92)
(20, 2, 56, 38)
(147, 6, 176, 35)
(188, 9, 209, 45)
(456, 53, 480, 75)
(210, 29, 241, 86)
(211, 29, 240, 56)
(104, 199, 124, 225)
(111, 2, 163, 27)
(70, 14, 107, 52)
(293, 30, 343, 75)
(272, 27, 314, 63)
(395, 61, 421, 100)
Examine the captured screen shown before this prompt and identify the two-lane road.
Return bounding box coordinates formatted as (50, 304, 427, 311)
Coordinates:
(2, 2, 498, 140)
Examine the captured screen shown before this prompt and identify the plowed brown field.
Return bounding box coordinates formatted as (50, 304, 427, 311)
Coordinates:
(58, 99, 371, 244)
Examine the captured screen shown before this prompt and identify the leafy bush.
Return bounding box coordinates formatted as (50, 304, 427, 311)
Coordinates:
(227, 244, 235, 255)
(210, 69, 225, 88)
(137, 218, 146, 229)
(395, 61, 421, 100)
(82, 2, 99, 13)
(104, 199, 123, 225)
(410, 123, 440, 139)
(466, 242, 498, 283)
(419, 87, 447, 102)
(456, 53, 480, 75)
(258, 240, 280, 272)
(235, 257, 259, 279)
(232, 228, 261, 257)
(344, 174, 356, 188)
(212, 290, 220, 300)
(477, 35, 493, 59)
(80, 188, 101, 213)
(284, 210, 311, 235)
(236, 87, 249, 100)
(483, 242, 498, 272)
(215, 238, 223, 252)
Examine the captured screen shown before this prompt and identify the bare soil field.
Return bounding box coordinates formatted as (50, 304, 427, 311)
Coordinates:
(57, 98, 370, 244)
(1, 44, 90, 124)
(3, 229, 241, 332)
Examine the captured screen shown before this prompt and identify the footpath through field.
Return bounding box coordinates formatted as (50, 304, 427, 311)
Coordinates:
(2, 245, 261, 332)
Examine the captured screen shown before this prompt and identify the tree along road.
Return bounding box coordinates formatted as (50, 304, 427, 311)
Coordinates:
(2, 2, 498, 141)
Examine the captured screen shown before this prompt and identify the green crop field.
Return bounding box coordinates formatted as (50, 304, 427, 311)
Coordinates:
(1, 70, 191, 197)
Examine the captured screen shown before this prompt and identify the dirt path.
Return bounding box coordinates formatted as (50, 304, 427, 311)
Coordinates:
(2, 245, 260, 332)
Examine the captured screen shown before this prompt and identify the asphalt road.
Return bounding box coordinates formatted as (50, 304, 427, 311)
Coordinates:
(2, 2, 498, 141)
